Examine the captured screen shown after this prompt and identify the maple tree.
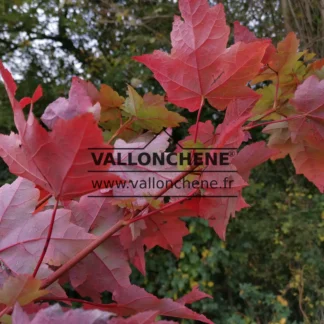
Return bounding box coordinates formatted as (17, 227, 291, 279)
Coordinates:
(0, 0, 323, 323)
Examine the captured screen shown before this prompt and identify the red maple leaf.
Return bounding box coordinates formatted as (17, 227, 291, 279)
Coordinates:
(289, 75, 324, 147)
(134, 0, 269, 112)
(0, 63, 120, 200)
(89, 284, 213, 323)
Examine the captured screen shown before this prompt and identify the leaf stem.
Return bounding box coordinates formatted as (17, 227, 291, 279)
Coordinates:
(244, 71, 280, 128)
(193, 97, 205, 144)
(107, 118, 135, 145)
(35, 193, 52, 210)
(0, 306, 11, 319)
(32, 198, 60, 277)
(243, 115, 301, 131)
(127, 189, 198, 225)
(35, 296, 107, 308)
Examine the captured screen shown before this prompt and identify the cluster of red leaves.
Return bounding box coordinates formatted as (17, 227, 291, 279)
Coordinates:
(0, 0, 323, 323)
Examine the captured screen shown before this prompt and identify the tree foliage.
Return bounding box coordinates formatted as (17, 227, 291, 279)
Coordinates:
(0, 0, 324, 323)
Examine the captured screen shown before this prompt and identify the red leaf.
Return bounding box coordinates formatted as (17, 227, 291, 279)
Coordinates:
(0, 62, 25, 133)
(176, 285, 212, 305)
(110, 131, 183, 206)
(65, 194, 123, 232)
(20, 85, 43, 109)
(0, 67, 120, 200)
(0, 179, 95, 273)
(232, 141, 279, 181)
(90, 285, 213, 323)
(198, 116, 249, 240)
(233, 21, 275, 64)
(290, 144, 324, 193)
(0, 178, 38, 237)
(134, 0, 269, 112)
(223, 94, 260, 126)
(109, 311, 177, 324)
(289, 75, 324, 147)
(178, 120, 216, 150)
(0, 114, 120, 199)
(12, 303, 114, 324)
(63, 196, 132, 302)
(68, 237, 131, 303)
(41, 77, 100, 129)
(142, 200, 199, 257)
(142, 212, 188, 257)
(120, 228, 146, 276)
(234, 21, 258, 43)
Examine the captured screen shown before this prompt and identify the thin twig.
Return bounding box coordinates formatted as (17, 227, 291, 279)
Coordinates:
(35, 194, 52, 210)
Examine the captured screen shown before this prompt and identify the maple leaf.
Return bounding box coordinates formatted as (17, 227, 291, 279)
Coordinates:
(90, 284, 213, 323)
(252, 32, 305, 87)
(264, 121, 324, 192)
(0, 275, 48, 307)
(199, 164, 248, 240)
(197, 116, 251, 240)
(223, 94, 260, 126)
(232, 141, 279, 181)
(176, 285, 212, 305)
(68, 237, 131, 303)
(233, 21, 275, 64)
(177, 120, 216, 150)
(41, 76, 100, 129)
(0, 177, 39, 237)
(0, 207, 95, 273)
(0, 64, 120, 200)
(250, 84, 290, 121)
(289, 75, 324, 146)
(20, 85, 43, 109)
(142, 213, 188, 257)
(100, 84, 125, 111)
(0, 179, 95, 273)
(63, 195, 132, 302)
(109, 311, 177, 324)
(141, 200, 198, 257)
(66, 192, 146, 278)
(12, 303, 114, 324)
(99, 83, 124, 132)
(307, 58, 324, 80)
(263, 121, 293, 159)
(289, 144, 324, 193)
(119, 227, 146, 275)
(109, 131, 179, 206)
(65, 193, 124, 232)
(122, 86, 187, 133)
(134, 0, 269, 112)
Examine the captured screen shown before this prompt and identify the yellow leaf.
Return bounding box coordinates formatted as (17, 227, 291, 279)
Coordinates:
(0, 275, 48, 307)
(207, 281, 214, 288)
(276, 295, 288, 307)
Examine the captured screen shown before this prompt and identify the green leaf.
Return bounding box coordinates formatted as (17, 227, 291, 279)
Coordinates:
(122, 86, 187, 133)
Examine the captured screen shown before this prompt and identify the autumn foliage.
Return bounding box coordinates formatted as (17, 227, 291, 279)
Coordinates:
(0, 0, 324, 323)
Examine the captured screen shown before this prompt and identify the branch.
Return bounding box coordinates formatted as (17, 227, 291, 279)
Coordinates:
(40, 165, 199, 290)
(40, 218, 125, 289)
(107, 118, 135, 145)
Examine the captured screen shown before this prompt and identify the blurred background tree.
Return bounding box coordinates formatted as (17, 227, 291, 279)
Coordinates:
(0, 0, 323, 323)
